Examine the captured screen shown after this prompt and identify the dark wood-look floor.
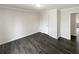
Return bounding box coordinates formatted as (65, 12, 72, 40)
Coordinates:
(0, 32, 78, 54)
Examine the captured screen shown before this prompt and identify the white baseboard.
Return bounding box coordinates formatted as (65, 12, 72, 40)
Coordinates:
(0, 32, 39, 45)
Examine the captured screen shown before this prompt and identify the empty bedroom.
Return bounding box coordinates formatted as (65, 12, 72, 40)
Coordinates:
(0, 4, 79, 54)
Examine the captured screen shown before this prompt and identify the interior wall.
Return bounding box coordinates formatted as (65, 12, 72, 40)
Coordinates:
(76, 14, 79, 28)
(61, 7, 79, 40)
(48, 9, 58, 39)
(0, 7, 39, 45)
(71, 13, 76, 36)
(40, 9, 58, 39)
(39, 12, 49, 34)
(76, 14, 79, 34)
(1, 5, 79, 44)
(57, 10, 61, 38)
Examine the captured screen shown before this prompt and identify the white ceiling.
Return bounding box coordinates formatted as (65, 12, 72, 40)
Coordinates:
(0, 4, 79, 12)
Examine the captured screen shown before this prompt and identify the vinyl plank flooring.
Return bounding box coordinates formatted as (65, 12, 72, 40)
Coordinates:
(0, 32, 78, 54)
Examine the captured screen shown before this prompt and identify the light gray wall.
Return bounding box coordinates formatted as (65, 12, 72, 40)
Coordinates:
(71, 13, 76, 36)
(40, 9, 58, 39)
(48, 9, 58, 39)
(1, 6, 79, 44)
(57, 10, 61, 38)
(76, 23, 79, 28)
(40, 12, 49, 34)
(0, 7, 39, 45)
(0, 7, 59, 45)
(61, 7, 79, 40)
(76, 14, 79, 28)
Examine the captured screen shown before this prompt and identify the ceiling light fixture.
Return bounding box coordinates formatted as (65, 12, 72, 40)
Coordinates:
(36, 4, 41, 7)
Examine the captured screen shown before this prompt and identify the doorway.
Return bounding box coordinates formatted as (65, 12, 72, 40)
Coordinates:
(76, 14, 79, 39)
(71, 13, 79, 40)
